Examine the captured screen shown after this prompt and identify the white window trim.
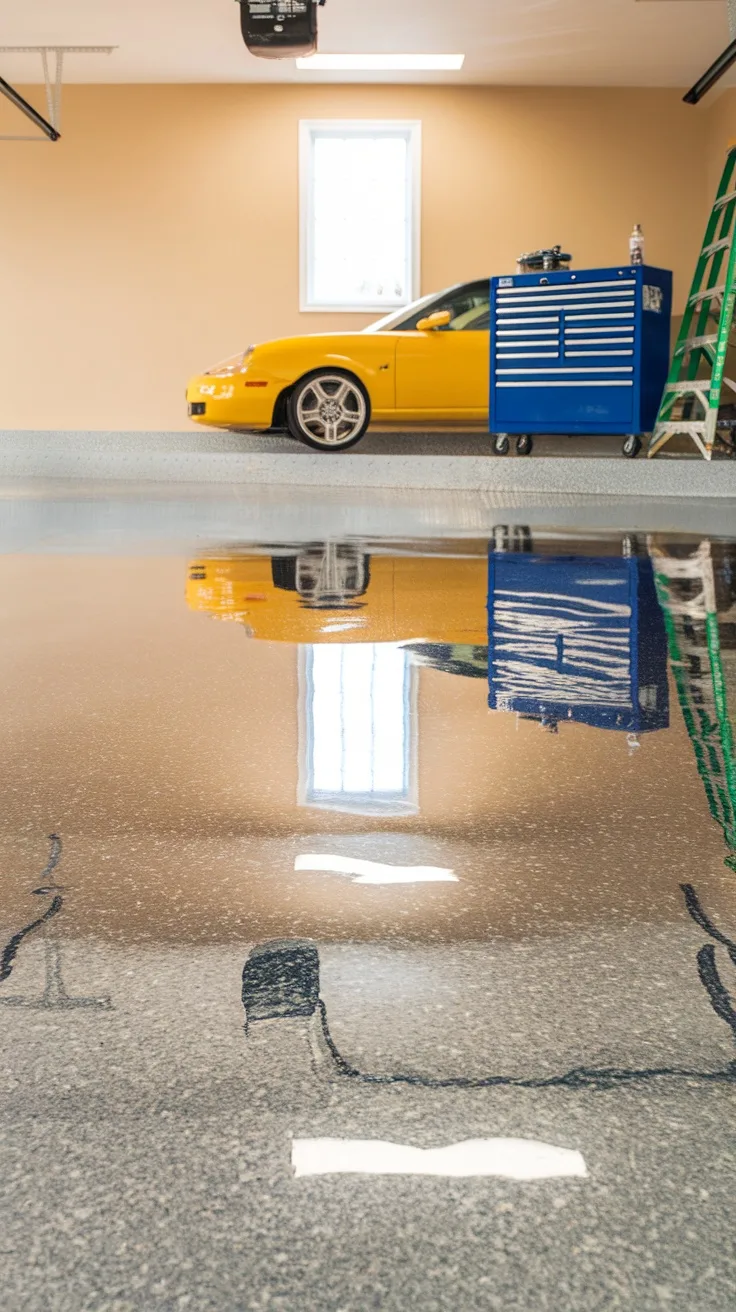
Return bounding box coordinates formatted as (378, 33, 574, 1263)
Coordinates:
(297, 644, 419, 817)
(299, 119, 422, 314)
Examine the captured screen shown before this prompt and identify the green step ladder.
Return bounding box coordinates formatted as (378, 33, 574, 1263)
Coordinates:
(648, 144, 736, 460)
(649, 539, 736, 871)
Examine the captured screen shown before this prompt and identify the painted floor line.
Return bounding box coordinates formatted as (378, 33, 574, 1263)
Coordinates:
(292, 1138, 589, 1179)
(294, 854, 458, 884)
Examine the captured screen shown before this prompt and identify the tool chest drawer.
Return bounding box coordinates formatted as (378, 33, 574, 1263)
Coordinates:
(489, 265, 672, 437)
(487, 551, 670, 733)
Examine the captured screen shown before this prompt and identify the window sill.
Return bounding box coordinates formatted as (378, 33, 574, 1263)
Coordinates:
(300, 303, 411, 314)
(302, 796, 419, 817)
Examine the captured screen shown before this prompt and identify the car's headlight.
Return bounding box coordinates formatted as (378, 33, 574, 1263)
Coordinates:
(204, 346, 255, 378)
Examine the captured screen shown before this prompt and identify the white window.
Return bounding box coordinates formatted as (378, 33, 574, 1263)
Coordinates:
(299, 120, 421, 313)
(299, 644, 418, 815)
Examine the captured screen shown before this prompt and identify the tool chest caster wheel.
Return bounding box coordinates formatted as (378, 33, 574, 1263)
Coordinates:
(622, 434, 642, 459)
(493, 434, 510, 455)
(516, 434, 534, 456)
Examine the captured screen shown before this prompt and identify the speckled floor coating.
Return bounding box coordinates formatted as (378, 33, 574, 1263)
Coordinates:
(1, 488, 735, 1310)
(2, 429, 736, 498)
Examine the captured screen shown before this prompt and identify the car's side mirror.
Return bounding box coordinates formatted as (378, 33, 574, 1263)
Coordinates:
(416, 310, 453, 332)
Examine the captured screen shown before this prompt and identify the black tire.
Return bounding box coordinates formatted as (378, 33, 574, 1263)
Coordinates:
(493, 434, 510, 456)
(272, 548, 371, 603)
(516, 434, 534, 456)
(622, 434, 642, 459)
(287, 370, 371, 452)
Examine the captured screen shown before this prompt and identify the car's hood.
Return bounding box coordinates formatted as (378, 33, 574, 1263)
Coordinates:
(252, 328, 404, 353)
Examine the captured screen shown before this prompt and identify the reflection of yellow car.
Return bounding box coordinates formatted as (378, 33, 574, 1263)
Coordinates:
(185, 280, 490, 451)
(186, 543, 488, 645)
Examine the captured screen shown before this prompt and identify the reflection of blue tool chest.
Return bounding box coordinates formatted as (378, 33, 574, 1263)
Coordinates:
(490, 265, 672, 435)
(487, 553, 669, 732)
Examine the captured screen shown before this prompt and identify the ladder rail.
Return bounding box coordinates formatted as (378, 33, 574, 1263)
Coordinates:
(706, 224, 736, 445)
(649, 146, 736, 458)
(649, 541, 736, 863)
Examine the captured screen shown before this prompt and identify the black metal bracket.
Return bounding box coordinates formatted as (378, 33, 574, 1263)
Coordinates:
(683, 36, 736, 105)
(0, 73, 60, 141)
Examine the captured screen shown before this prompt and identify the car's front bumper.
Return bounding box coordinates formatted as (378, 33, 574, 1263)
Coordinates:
(185, 373, 275, 430)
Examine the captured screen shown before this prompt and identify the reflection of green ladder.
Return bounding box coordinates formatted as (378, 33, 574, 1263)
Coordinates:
(648, 145, 736, 460)
(649, 540, 736, 870)
(405, 643, 488, 679)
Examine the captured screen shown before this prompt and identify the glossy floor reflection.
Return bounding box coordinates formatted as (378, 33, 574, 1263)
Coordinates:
(1, 514, 735, 1310)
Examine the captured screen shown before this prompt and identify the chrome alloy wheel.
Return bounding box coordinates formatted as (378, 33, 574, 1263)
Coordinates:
(295, 376, 367, 447)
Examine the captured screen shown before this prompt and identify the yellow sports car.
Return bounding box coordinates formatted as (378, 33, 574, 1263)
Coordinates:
(186, 280, 490, 451)
(186, 541, 489, 644)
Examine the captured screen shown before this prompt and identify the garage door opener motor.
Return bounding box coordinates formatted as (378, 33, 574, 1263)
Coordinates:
(238, 0, 327, 59)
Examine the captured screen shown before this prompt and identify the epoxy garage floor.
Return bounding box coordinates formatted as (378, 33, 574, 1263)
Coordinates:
(1, 484, 735, 1310)
(3, 430, 736, 501)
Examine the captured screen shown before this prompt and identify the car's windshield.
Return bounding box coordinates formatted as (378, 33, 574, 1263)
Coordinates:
(363, 280, 490, 333)
(448, 302, 490, 331)
(363, 292, 439, 333)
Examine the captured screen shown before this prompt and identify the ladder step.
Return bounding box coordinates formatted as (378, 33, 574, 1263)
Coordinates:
(675, 333, 718, 356)
(662, 380, 712, 394)
(714, 188, 736, 209)
(654, 421, 707, 434)
(653, 565, 706, 582)
(689, 284, 726, 305)
(702, 237, 732, 259)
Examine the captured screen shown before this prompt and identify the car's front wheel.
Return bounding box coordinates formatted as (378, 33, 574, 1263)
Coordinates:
(287, 371, 370, 451)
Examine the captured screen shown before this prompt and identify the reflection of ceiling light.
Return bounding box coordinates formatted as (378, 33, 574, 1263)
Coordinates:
(292, 1138, 589, 1179)
(296, 54, 466, 72)
(294, 854, 457, 884)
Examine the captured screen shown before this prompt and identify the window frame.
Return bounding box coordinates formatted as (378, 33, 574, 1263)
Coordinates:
(297, 644, 419, 817)
(299, 119, 422, 314)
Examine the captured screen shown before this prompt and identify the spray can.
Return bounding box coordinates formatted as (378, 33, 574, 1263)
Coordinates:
(629, 224, 645, 266)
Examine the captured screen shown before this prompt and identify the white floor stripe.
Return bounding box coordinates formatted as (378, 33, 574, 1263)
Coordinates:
(292, 1138, 589, 1180)
(294, 854, 457, 884)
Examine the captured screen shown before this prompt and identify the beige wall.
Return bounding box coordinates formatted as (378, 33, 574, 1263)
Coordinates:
(0, 84, 712, 431)
(706, 88, 736, 197)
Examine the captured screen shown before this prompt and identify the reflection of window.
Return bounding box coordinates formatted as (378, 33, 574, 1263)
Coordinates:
(299, 120, 421, 312)
(299, 644, 418, 815)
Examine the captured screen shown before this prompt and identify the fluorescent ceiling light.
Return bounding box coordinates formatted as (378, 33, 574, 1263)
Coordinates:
(292, 1138, 589, 1180)
(296, 54, 465, 72)
(294, 854, 457, 884)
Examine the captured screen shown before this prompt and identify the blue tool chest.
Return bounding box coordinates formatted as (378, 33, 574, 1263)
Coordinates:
(487, 551, 669, 733)
(489, 265, 672, 436)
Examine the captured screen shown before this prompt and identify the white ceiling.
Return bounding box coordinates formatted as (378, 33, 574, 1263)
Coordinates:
(0, 0, 731, 87)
